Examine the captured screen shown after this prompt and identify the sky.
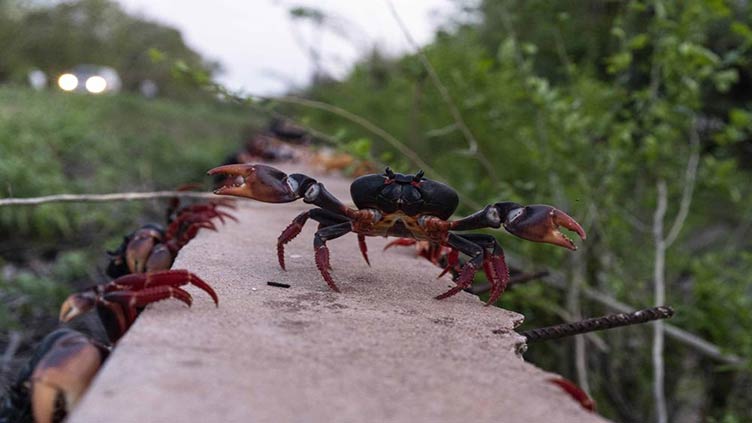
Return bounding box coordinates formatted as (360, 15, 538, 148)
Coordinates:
(116, 0, 454, 95)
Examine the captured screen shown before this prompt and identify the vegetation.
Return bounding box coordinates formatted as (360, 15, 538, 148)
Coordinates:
(0, 86, 252, 385)
(285, 1, 752, 421)
(1, 0, 751, 421)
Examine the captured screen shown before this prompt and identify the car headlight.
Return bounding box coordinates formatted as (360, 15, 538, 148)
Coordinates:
(85, 76, 107, 94)
(58, 73, 78, 91)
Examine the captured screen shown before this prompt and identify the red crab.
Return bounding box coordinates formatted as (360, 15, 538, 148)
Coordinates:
(0, 270, 217, 423)
(383, 238, 462, 278)
(60, 269, 218, 343)
(0, 328, 108, 423)
(208, 164, 585, 305)
(106, 201, 236, 278)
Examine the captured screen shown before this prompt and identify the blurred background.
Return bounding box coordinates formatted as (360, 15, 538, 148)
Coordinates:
(1, 0, 751, 422)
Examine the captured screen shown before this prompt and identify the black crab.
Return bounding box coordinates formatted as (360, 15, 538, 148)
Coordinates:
(208, 164, 586, 305)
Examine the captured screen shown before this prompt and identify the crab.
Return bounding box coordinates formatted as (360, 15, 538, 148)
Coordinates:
(208, 164, 586, 305)
(106, 201, 236, 278)
(0, 328, 109, 423)
(60, 269, 218, 343)
(383, 238, 462, 279)
(0, 270, 217, 423)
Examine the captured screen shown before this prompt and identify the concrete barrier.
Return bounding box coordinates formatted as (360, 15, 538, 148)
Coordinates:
(69, 166, 609, 423)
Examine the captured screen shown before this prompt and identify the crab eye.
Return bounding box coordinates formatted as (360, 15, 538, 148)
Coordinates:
(304, 183, 320, 201)
(506, 207, 524, 225)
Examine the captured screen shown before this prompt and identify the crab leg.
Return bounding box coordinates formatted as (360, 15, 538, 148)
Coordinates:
(312, 222, 353, 292)
(435, 234, 484, 300)
(277, 209, 350, 270)
(101, 285, 193, 335)
(107, 270, 218, 306)
(459, 234, 510, 305)
(357, 234, 370, 267)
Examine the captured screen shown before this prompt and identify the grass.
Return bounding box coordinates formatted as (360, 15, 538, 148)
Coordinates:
(0, 86, 257, 384)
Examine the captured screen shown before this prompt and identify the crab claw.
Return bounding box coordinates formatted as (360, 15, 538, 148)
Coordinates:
(498, 204, 586, 250)
(59, 290, 98, 323)
(125, 229, 160, 274)
(208, 163, 301, 203)
(29, 329, 108, 423)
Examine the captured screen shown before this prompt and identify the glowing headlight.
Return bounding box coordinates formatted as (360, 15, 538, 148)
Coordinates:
(58, 73, 78, 91)
(85, 76, 107, 94)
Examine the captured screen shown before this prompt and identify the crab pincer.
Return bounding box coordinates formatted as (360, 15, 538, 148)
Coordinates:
(208, 163, 303, 203)
(498, 204, 587, 251)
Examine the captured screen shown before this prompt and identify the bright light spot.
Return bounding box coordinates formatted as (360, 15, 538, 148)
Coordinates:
(58, 73, 78, 91)
(85, 76, 107, 94)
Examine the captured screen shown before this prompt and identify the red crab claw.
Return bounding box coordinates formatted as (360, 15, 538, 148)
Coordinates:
(499, 204, 586, 250)
(125, 227, 162, 273)
(207, 163, 300, 203)
(29, 329, 108, 423)
(145, 244, 175, 272)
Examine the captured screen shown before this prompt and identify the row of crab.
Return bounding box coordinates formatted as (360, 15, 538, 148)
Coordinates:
(3, 160, 591, 421)
(0, 194, 233, 423)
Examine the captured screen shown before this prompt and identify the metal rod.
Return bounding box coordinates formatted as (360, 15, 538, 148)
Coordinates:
(516, 306, 675, 343)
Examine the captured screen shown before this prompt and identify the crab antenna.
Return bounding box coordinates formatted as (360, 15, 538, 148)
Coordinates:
(384, 167, 395, 179)
(413, 170, 425, 182)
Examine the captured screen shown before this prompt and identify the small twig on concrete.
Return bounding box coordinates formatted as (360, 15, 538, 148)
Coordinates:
(267, 281, 291, 289)
(514, 306, 674, 343)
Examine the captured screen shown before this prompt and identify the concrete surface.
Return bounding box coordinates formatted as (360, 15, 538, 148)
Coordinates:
(69, 165, 609, 423)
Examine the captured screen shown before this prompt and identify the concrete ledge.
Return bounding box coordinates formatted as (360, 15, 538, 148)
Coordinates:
(69, 167, 608, 423)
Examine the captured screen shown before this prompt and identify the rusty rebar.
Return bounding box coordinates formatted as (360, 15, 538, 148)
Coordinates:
(516, 306, 675, 343)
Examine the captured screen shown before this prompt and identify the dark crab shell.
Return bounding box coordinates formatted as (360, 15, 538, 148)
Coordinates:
(350, 172, 459, 220)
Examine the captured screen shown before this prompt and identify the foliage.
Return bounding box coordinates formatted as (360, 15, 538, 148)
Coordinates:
(291, 0, 752, 421)
(0, 86, 250, 242)
(0, 87, 252, 389)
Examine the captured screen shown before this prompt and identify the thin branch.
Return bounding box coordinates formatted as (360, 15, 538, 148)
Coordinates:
(1, 331, 22, 375)
(653, 179, 669, 423)
(0, 191, 221, 207)
(665, 120, 700, 247)
(384, 0, 500, 185)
